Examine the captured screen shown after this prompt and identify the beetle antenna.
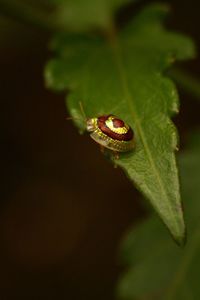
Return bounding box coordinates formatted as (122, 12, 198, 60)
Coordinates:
(65, 117, 78, 121)
(65, 116, 73, 121)
(65, 116, 82, 121)
(65, 102, 87, 122)
(79, 101, 87, 121)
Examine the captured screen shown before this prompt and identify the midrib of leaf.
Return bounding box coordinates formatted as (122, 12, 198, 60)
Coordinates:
(110, 35, 179, 234)
(164, 225, 200, 300)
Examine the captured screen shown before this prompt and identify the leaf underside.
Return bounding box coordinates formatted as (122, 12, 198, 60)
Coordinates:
(118, 133, 200, 300)
(45, 4, 195, 244)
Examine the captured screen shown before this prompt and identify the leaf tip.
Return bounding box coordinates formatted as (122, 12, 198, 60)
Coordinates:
(171, 217, 186, 247)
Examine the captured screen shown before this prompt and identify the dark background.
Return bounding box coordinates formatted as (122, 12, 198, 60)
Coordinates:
(0, 0, 200, 299)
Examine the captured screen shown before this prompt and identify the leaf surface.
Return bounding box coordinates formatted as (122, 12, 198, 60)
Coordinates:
(118, 132, 200, 300)
(45, 4, 195, 243)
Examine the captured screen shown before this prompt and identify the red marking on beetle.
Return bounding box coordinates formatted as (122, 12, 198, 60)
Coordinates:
(97, 115, 134, 141)
(113, 118, 124, 128)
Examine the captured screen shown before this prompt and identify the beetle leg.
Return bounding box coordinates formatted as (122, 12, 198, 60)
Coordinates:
(113, 151, 119, 168)
(100, 145, 105, 154)
(114, 151, 119, 160)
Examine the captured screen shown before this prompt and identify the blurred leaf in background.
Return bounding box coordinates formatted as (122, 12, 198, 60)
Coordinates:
(53, 0, 134, 31)
(118, 132, 200, 300)
(45, 3, 195, 244)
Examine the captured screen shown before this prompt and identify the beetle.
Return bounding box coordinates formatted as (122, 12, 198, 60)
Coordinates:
(67, 103, 135, 158)
(86, 114, 135, 156)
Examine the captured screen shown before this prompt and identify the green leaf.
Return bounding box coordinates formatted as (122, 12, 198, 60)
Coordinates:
(52, 0, 134, 32)
(45, 4, 195, 244)
(118, 132, 200, 300)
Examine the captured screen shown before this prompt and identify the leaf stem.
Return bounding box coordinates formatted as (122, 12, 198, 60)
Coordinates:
(0, 0, 60, 32)
(169, 68, 200, 101)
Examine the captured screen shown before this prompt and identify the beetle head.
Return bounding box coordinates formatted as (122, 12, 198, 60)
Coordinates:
(86, 118, 98, 132)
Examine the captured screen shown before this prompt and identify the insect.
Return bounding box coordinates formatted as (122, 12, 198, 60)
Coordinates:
(67, 103, 135, 159)
(86, 115, 135, 156)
